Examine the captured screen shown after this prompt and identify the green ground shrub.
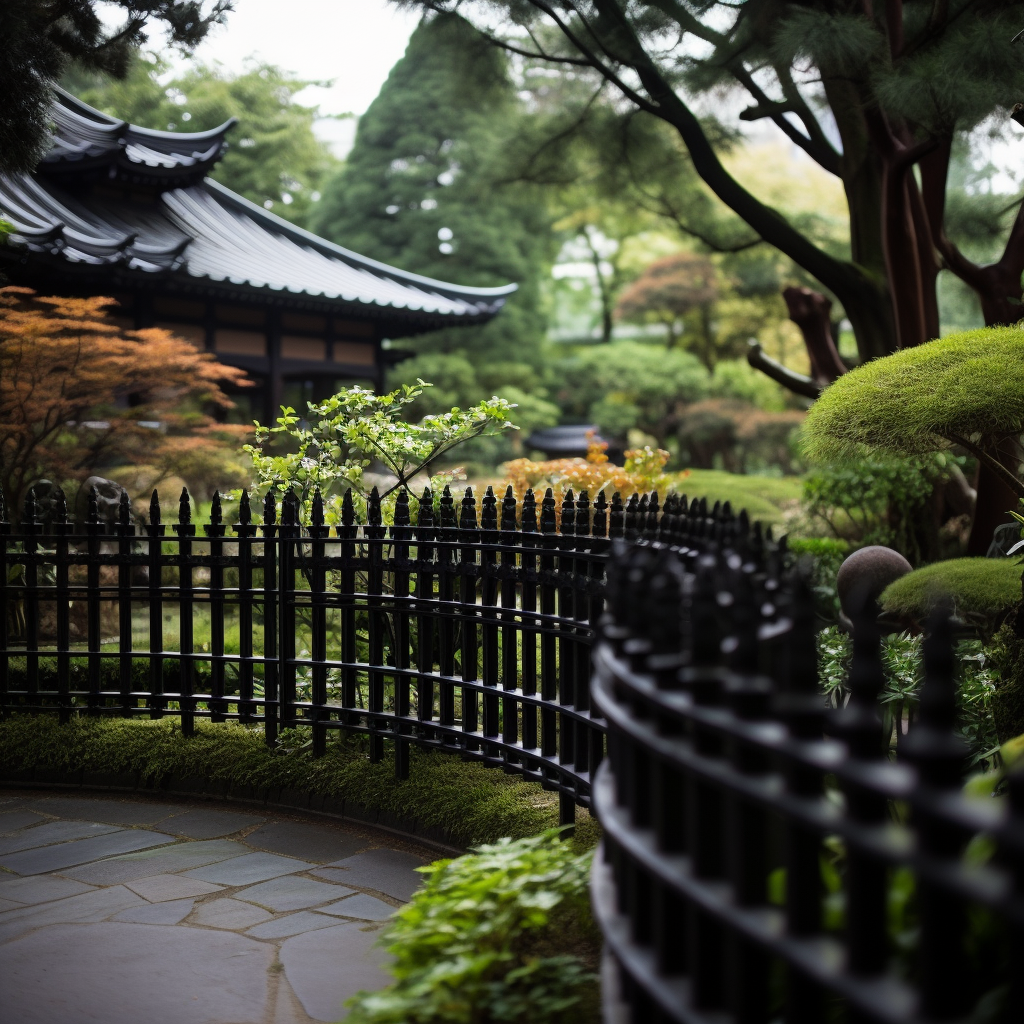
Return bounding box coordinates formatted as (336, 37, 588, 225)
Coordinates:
(879, 558, 1022, 633)
(671, 468, 802, 525)
(789, 538, 849, 622)
(0, 715, 601, 851)
(344, 831, 599, 1024)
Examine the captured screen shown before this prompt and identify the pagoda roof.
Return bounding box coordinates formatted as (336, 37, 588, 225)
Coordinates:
(0, 91, 515, 330)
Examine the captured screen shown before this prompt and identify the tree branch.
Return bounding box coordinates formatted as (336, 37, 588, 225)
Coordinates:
(946, 432, 1024, 498)
(746, 341, 822, 399)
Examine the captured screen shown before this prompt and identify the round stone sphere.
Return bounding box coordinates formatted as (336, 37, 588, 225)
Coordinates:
(836, 545, 912, 618)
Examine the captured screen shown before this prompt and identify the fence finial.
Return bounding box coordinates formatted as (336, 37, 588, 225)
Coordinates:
(459, 487, 478, 531)
(150, 489, 161, 528)
(0, 481, 6, 524)
(23, 489, 39, 527)
(541, 488, 557, 534)
(440, 485, 456, 528)
(839, 585, 886, 757)
(178, 487, 191, 525)
(263, 490, 277, 527)
(88, 485, 100, 525)
(311, 487, 325, 527)
(592, 490, 607, 538)
(560, 489, 575, 536)
(54, 486, 69, 526)
(394, 488, 410, 527)
(624, 493, 639, 537)
(118, 489, 131, 528)
(576, 489, 591, 537)
(481, 486, 497, 531)
(209, 491, 222, 527)
(609, 491, 624, 539)
(417, 486, 434, 528)
(501, 484, 517, 532)
(238, 489, 251, 526)
(368, 486, 382, 527)
(341, 488, 354, 527)
(522, 488, 537, 533)
(648, 490, 659, 531)
(690, 552, 721, 669)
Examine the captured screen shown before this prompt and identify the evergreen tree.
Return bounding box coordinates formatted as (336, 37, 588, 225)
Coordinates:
(312, 13, 555, 366)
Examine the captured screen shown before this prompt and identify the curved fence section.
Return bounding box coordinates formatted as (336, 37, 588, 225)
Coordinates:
(592, 543, 1024, 1023)
(0, 481, 773, 823)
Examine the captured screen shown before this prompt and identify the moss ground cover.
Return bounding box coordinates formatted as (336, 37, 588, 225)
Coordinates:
(0, 715, 600, 851)
(669, 469, 802, 524)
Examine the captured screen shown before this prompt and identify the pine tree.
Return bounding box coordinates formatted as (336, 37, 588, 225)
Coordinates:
(312, 13, 555, 367)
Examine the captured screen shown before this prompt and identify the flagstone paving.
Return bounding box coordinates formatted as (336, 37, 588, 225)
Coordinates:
(0, 789, 436, 1023)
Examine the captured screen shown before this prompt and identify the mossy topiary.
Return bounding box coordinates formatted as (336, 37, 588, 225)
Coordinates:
(879, 558, 1023, 632)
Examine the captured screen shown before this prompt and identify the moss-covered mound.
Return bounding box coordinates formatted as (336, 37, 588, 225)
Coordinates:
(879, 558, 1023, 629)
(0, 716, 600, 851)
(802, 326, 1024, 461)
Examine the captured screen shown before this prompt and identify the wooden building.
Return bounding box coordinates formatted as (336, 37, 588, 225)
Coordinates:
(0, 89, 515, 421)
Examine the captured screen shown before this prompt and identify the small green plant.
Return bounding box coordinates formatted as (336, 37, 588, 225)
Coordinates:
(788, 537, 849, 622)
(345, 830, 600, 1024)
(243, 382, 517, 522)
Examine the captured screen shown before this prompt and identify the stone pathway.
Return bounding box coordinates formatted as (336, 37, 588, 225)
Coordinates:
(0, 790, 438, 1024)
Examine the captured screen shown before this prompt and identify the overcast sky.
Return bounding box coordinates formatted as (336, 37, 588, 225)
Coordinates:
(147, 0, 422, 153)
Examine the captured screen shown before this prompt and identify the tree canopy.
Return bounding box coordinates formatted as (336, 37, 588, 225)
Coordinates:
(1, 0, 230, 174)
(64, 54, 339, 227)
(313, 13, 556, 365)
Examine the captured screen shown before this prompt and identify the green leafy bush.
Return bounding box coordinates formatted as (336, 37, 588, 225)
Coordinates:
(345, 831, 600, 1024)
(802, 453, 957, 563)
(879, 558, 1023, 633)
(817, 627, 1000, 766)
(788, 537, 849, 622)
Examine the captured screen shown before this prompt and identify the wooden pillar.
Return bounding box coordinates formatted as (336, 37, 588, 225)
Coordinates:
(267, 308, 282, 423)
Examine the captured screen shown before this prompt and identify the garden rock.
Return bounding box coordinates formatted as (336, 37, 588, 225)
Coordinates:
(836, 545, 912, 627)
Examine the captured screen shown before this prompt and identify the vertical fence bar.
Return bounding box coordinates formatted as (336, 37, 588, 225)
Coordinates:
(262, 492, 279, 745)
(205, 493, 227, 722)
(308, 488, 330, 758)
(438, 486, 456, 734)
(147, 490, 165, 719)
(338, 490, 358, 722)
(235, 492, 257, 722)
(366, 487, 386, 763)
(480, 487, 500, 751)
(392, 490, 412, 778)
(116, 491, 133, 715)
(0, 485, 9, 706)
(415, 488, 436, 737)
(499, 486, 519, 763)
(51, 489, 72, 720)
(539, 489, 558, 764)
(278, 491, 299, 737)
(520, 490, 539, 755)
(174, 488, 196, 736)
(459, 488, 479, 750)
(84, 488, 100, 713)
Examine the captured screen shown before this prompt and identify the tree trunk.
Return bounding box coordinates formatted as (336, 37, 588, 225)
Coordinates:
(782, 287, 847, 387)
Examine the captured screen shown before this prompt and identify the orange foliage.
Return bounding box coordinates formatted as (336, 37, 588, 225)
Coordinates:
(0, 287, 251, 511)
(503, 435, 679, 502)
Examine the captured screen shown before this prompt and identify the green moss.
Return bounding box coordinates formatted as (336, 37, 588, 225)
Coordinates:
(0, 716, 600, 851)
(672, 469, 802, 524)
(803, 326, 1024, 461)
(879, 558, 1022, 626)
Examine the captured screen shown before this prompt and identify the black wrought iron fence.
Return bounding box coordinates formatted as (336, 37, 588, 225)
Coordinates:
(593, 542, 1023, 1023)
(0, 480, 773, 826)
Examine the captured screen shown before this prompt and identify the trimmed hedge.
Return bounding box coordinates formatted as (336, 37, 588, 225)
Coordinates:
(0, 715, 601, 852)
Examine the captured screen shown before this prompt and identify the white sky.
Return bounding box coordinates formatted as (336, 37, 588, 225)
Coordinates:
(140, 0, 422, 154)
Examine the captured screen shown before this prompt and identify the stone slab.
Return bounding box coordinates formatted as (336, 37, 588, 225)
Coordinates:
(0, 829, 174, 875)
(0, 921, 273, 1023)
(319, 894, 396, 922)
(0, 899, 23, 913)
(124, 874, 224, 903)
(0, 810, 49, 834)
(273, 976, 316, 1024)
(183, 852, 312, 886)
(62, 838, 247, 884)
(245, 821, 368, 864)
(25, 797, 176, 826)
(235, 875, 355, 913)
(0, 885, 146, 944)
(160, 808, 265, 839)
(0, 820, 120, 855)
(314, 849, 429, 902)
(246, 911, 338, 940)
(111, 899, 195, 925)
(192, 897, 273, 931)
(281, 922, 392, 1022)
(0, 875, 95, 906)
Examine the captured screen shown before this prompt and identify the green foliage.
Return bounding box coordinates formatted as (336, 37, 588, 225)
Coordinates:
(816, 627, 1000, 767)
(803, 327, 1024, 471)
(0, 715, 601, 849)
(788, 538, 850, 622)
(879, 558, 1023, 632)
(345, 831, 599, 1024)
(802, 453, 956, 563)
(671, 469, 803, 525)
(313, 13, 554, 367)
(64, 52, 340, 227)
(244, 382, 517, 520)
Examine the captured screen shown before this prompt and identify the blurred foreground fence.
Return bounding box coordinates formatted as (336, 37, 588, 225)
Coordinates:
(593, 543, 1023, 1023)
(0, 481, 774, 825)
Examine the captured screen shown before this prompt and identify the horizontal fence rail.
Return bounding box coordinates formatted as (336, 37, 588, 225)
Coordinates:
(0, 480, 776, 824)
(592, 543, 1024, 1024)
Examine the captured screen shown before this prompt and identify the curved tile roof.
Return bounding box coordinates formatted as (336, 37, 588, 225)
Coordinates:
(0, 91, 516, 327)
